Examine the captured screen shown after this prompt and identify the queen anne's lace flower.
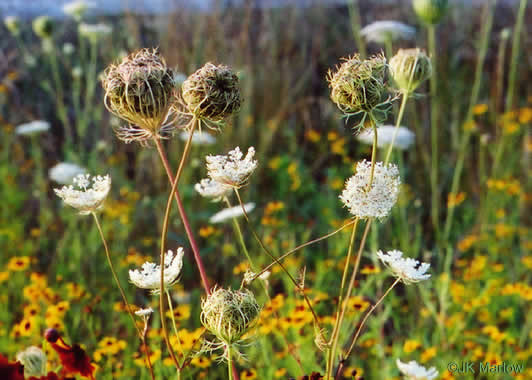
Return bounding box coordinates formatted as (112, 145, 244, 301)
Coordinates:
(179, 131, 216, 145)
(135, 307, 153, 318)
(15, 120, 50, 136)
(195, 178, 232, 202)
(49, 163, 87, 184)
(129, 249, 184, 293)
(396, 359, 438, 379)
(377, 250, 431, 283)
(209, 203, 255, 224)
(206, 147, 257, 188)
(360, 21, 415, 44)
(340, 160, 400, 219)
(54, 174, 111, 215)
(357, 125, 415, 151)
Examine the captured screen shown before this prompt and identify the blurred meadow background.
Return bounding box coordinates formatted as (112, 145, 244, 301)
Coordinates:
(0, 0, 531, 379)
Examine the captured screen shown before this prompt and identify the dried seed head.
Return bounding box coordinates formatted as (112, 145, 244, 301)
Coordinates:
(389, 48, 432, 93)
(200, 287, 260, 345)
(182, 63, 241, 123)
(32, 16, 54, 39)
(102, 49, 177, 142)
(328, 54, 391, 129)
(413, 0, 448, 25)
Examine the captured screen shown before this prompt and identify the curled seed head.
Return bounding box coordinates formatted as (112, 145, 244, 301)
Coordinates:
(389, 48, 432, 93)
(200, 287, 260, 345)
(413, 0, 449, 25)
(32, 16, 54, 39)
(182, 63, 241, 122)
(102, 49, 176, 138)
(328, 54, 391, 126)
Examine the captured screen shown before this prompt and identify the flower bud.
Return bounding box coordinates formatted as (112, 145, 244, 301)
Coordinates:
(389, 48, 432, 93)
(182, 63, 241, 122)
(328, 54, 391, 128)
(412, 0, 448, 25)
(16, 346, 47, 377)
(32, 16, 54, 39)
(4, 16, 21, 36)
(200, 287, 260, 344)
(102, 49, 177, 142)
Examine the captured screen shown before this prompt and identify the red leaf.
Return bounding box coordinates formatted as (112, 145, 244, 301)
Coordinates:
(0, 353, 25, 380)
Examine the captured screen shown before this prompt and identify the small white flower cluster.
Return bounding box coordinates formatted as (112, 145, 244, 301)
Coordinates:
(195, 178, 232, 202)
(357, 125, 415, 151)
(179, 131, 216, 146)
(206, 147, 257, 188)
(377, 250, 431, 284)
(15, 120, 50, 136)
(129, 248, 184, 294)
(49, 162, 86, 184)
(54, 174, 111, 215)
(78, 23, 112, 41)
(396, 359, 438, 380)
(135, 307, 154, 319)
(210, 203, 255, 224)
(360, 20, 416, 44)
(340, 160, 400, 220)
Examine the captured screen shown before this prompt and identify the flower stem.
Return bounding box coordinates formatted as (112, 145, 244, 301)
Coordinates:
(325, 219, 372, 380)
(505, 0, 528, 112)
(326, 220, 358, 379)
(367, 120, 378, 190)
(335, 277, 400, 379)
(227, 345, 234, 380)
(153, 122, 211, 294)
(384, 91, 409, 165)
(91, 213, 155, 380)
(225, 197, 254, 270)
(157, 121, 199, 370)
(166, 289, 184, 358)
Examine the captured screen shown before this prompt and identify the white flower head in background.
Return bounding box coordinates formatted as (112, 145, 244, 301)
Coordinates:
(340, 160, 400, 220)
(396, 359, 438, 379)
(78, 23, 112, 41)
(210, 203, 255, 224)
(49, 162, 87, 184)
(15, 120, 50, 136)
(135, 307, 154, 323)
(195, 178, 232, 202)
(179, 131, 216, 146)
(206, 147, 257, 188)
(357, 125, 415, 151)
(377, 250, 431, 283)
(360, 21, 415, 44)
(129, 248, 184, 294)
(54, 174, 111, 215)
(16, 346, 47, 378)
(63, 1, 94, 20)
(173, 72, 187, 87)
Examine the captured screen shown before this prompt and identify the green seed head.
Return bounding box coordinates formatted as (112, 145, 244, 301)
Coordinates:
(200, 287, 260, 345)
(182, 63, 241, 122)
(389, 48, 432, 93)
(16, 346, 47, 378)
(412, 0, 449, 25)
(328, 54, 390, 123)
(32, 16, 54, 39)
(4, 16, 21, 36)
(102, 49, 176, 135)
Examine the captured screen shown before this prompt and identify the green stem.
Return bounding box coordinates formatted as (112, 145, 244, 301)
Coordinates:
(367, 120, 378, 189)
(427, 24, 440, 242)
(226, 197, 254, 270)
(347, 0, 366, 59)
(227, 345, 234, 380)
(92, 213, 155, 380)
(166, 290, 184, 357)
(384, 91, 409, 165)
(505, 0, 528, 111)
(326, 220, 358, 379)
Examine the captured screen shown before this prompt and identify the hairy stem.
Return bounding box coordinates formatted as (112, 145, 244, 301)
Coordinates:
(384, 91, 409, 165)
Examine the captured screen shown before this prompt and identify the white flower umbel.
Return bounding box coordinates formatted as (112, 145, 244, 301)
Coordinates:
(340, 160, 400, 220)
(135, 307, 154, 318)
(396, 359, 438, 380)
(63, 1, 94, 20)
(179, 131, 216, 145)
(357, 125, 415, 151)
(206, 146, 257, 188)
(360, 21, 415, 44)
(78, 23, 112, 41)
(54, 174, 111, 215)
(377, 250, 431, 284)
(195, 178, 232, 202)
(49, 163, 87, 184)
(15, 120, 50, 136)
(129, 249, 184, 294)
(210, 203, 255, 224)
